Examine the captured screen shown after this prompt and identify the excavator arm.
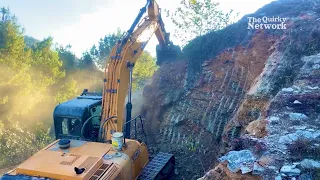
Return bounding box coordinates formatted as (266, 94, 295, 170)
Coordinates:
(99, 0, 180, 142)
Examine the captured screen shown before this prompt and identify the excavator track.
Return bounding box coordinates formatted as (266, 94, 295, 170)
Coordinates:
(138, 152, 175, 180)
(1, 174, 51, 180)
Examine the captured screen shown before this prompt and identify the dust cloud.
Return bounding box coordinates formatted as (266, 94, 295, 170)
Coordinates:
(0, 64, 103, 128)
(126, 78, 153, 118)
(0, 64, 56, 127)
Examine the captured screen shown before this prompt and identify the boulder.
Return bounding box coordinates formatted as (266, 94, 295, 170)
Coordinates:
(219, 150, 256, 174)
(300, 159, 320, 169)
(245, 120, 268, 138)
(275, 174, 282, 180)
(280, 165, 301, 177)
(198, 163, 261, 180)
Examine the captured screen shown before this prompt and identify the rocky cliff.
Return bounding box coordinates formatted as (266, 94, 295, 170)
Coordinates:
(140, 0, 320, 179)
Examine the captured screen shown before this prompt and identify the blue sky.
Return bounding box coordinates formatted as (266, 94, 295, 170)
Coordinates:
(2, 0, 274, 57)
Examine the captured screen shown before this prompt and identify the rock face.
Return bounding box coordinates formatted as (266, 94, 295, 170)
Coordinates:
(140, 0, 320, 179)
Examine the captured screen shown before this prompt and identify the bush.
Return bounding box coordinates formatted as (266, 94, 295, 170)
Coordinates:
(0, 122, 54, 167)
(287, 138, 314, 159)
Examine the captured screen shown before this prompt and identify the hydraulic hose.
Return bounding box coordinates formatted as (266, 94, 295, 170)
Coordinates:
(80, 115, 101, 140)
(99, 116, 117, 142)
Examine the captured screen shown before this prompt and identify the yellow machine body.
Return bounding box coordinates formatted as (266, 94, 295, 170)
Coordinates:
(6, 139, 148, 180)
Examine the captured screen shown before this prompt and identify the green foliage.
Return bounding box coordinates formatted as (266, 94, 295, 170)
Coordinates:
(0, 122, 53, 167)
(56, 45, 77, 72)
(67, 69, 103, 95)
(54, 78, 78, 103)
(132, 52, 158, 90)
(165, 0, 239, 89)
(186, 135, 200, 152)
(31, 37, 65, 80)
(24, 35, 39, 48)
(87, 28, 157, 91)
(0, 9, 82, 167)
(0, 18, 65, 120)
(78, 51, 96, 70)
(165, 0, 238, 45)
(89, 28, 123, 69)
(0, 7, 17, 23)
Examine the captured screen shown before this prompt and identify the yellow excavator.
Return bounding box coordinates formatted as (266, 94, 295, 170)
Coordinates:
(1, 0, 181, 179)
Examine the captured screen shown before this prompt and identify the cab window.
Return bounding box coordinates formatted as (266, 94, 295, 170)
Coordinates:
(60, 118, 82, 136)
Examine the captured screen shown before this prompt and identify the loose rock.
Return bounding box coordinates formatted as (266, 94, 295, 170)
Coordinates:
(252, 162, 265, 175)
(282, 87, 294, 92)
(280, 165, 301, 177)
(293, 100, 302, 104)
(300, 159, 320, 169)
(218, 150, 256, 174)
(289, 113, 308, 120)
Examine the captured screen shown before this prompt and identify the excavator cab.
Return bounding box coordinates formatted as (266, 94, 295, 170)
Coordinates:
(53, 90, 102, 141)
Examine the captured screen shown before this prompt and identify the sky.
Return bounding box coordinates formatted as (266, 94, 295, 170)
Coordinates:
(2, 0, 274, 57)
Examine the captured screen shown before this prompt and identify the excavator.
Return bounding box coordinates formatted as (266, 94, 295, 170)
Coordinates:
(1, 0, 181, 179)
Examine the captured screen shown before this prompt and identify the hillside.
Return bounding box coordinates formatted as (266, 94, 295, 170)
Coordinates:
(141, 0, 320, 179)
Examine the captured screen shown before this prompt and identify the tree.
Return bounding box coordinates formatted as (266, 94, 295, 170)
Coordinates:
(0, 9, 106, 167)
(57, 44, 77, 72)
(132, 51, 158, 90)
(0, 7, 8, 22)
(89, 28, 123, 69)
(24, 35, 39, 48)
(31, 37, 65, 81)
(165, 0, 238, 45)
(0, 7, 17, 23)
(78, 51, 96, 70)
(87, 29, 157, 91)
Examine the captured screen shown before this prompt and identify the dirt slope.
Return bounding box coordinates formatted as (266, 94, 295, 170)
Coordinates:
(141, 0, 320, 179)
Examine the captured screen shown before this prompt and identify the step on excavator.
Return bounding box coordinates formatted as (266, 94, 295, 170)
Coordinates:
(1, 0, 181, 179)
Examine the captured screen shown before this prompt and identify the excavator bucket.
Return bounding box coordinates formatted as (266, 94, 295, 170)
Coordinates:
(156, 44, 182, 65)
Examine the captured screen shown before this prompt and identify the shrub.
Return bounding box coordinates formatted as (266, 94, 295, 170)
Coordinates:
(287, 138, 313, 159)
(0, 122, 54, 167)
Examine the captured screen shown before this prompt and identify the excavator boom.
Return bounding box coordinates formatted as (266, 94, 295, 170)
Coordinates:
(100, 0, 180, 142)
(1, 1, 179, 180)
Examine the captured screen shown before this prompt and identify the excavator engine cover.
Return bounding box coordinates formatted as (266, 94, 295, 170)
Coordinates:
(156, 44, 181, 65)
